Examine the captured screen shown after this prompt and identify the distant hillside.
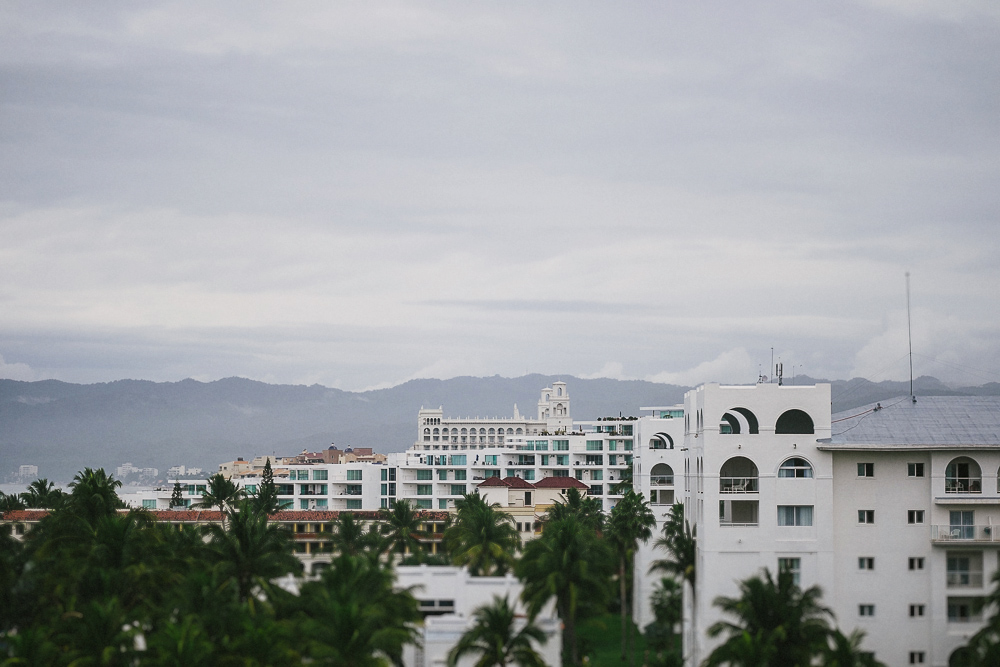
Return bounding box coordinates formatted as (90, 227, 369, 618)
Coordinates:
(2, 373, 996, 483)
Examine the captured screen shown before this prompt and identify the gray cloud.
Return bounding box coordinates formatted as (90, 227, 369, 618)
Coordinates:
(1, 1, 999, 390)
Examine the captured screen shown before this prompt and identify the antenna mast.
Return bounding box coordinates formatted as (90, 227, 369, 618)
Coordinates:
(906, 272, 914, 400)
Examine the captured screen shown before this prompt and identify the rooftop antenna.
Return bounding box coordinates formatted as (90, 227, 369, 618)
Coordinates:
(906, 272, 915, 403)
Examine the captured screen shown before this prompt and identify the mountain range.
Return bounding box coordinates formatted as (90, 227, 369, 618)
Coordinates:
(2, 373, 998, 483)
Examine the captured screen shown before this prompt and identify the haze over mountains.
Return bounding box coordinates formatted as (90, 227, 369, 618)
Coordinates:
(2, 374, 998, 483)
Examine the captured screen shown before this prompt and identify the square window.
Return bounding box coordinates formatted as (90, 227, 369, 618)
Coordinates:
(777, 557, 801, 586)
(909, 652, 925, 664)
(777, 505, 814, 526)
(909, 604, 925, 617)
(858, 510, 875, 524)
(909, 557, 925, 570)
(908, 463, 925, 477)
(858, 557, 875, 570)
(857, 462, 874, 477)
(859, 604, 875, 617)
(908, 510, 925, 524)
(439, 499, 448, 510)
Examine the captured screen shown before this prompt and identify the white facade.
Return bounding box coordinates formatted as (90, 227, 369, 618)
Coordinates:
(396, 565, 561, 667)
(680, 383, 1000, 667)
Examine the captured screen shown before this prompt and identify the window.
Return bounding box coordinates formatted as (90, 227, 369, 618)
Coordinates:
(438, 469, 448, 481)
(777, 506, 813, 526)
(244, 484, 256, 494)
(909, 604, 925, 617)
(388, 483, 396, 496)
(450, 484, 466, 496)
(142, 499, 157, 509)
(778, 458, 814, 478)
(523, 470, 535, 481)
(381, 484, 387, 495)
(858, 510, 875, 524)
(541, 455, 550, 466)
(553, 440, 569, 451)
(415, 499, 432, 509)
(313, 469, 328, 481)
(417, 485, 432, 496)
(585, 455, 604, 466)
(909, 652, 925, 664)
(346, 499, 362, 510)
(454, 469, 466, 480)
(586, 440, 603, 451)
(592, 470, 603, 481)
(908, 510, 924, 524)
(439, 499, 448, 509)
(777, 557, 801, 586)
(589, 484, 603, 496)
(388, 468, 396, 481)
(908, 463, 924, 477)
(857, 463, 874, 477)
(345, 485, 361, 495)
(297, 470, 309, 481)
(858, 557, 875, 570)
(553, 469, 569, 477)
(346, 469, 362, 481)
(449, 455, 467, 465)
(556, 455, 569, 466)
(417, 469, 432, 481)
(381, 468, 388, 481)
(909, 557, 925, 570)
(484, 455, 498, 465)
(859, 604, 875, 617)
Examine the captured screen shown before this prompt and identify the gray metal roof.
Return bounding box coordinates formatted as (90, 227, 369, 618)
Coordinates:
(822, 395, 1000, 448)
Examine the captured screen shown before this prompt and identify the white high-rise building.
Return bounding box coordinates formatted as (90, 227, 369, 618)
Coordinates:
(679, 382, 1000, 667)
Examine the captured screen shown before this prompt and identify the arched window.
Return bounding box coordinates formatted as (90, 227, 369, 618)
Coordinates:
(433, 428, 439, 435)
(423, 427, 430, 442)
(776, 409, 814, 434)
(488, 428, 495, 435)
(461, 428, 468, 435)
(720, 456, 759, 493)
(946, 457, 982, 493)
(720, 407, 759, 435)
(650, 463, 674, 486)
(649, 433, 674, 450)
(516, 428, 523, 435)
(778, 457, 814, 478)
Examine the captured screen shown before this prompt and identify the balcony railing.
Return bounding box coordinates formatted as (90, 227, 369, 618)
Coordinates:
(651, 475, 674, 486)
(720, 477, 759, 494)
(931, 525, 999, 542)
(947, 571, 985, 588)
(945, 477, 983, 494)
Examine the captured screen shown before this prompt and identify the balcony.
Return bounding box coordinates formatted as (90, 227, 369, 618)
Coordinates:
(720, 477, 759, 494)
(945, 477, 982, 494)
(947, 571, 985, 588)
(931, 525, 999, 543)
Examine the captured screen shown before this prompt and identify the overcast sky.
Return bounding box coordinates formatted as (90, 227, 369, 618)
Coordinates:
(1, 1, 999, 391)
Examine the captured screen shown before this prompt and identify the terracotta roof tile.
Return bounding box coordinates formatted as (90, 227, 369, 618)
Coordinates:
(533, 477, 589, 489)
(501, 476, 535, 489)
(477, 477, 509, 487)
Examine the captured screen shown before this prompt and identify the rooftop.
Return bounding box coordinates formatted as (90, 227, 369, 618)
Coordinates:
(821, 396, 1000, 449)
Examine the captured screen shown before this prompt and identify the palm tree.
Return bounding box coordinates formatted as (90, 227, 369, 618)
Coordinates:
(606, 490, 656, 664)
(20, 478, 64, 509)
(294, 552, 420, 666)
(444, 493, 521, 576)
(204, 501, 302, 604)
(649, 504, 694, 589)
(517, 516, 614, 666)
(0, 490, 26, 512)
(379, 498, 426, 560)
(962, 568, 1000, 665)
(67, 468, 124, 525)
(544, 487, 604, 532)
(326, 512, 384, 557)
(649, 503, 695, 648)
(193, 473, 244, 514)
(448, 595, 548, 667)
(824, 628, 886, 667)
(704, 567, 833, 667)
